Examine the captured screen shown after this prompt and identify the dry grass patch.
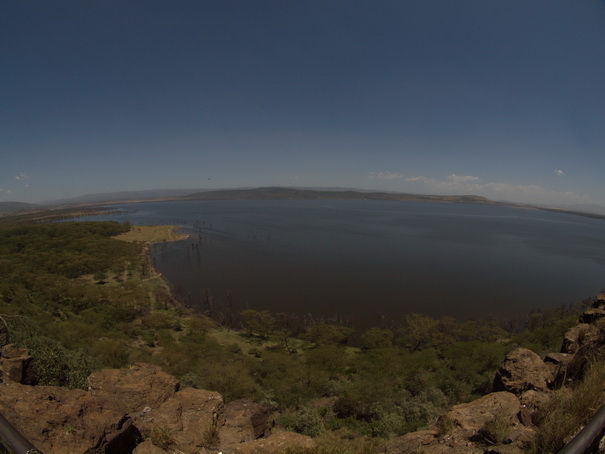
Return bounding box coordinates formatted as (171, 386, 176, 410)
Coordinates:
(530, 361, 605, 453)
(114, 225, 188, 243)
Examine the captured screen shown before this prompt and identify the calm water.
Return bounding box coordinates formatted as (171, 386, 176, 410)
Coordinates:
(80, 199, 605, 323)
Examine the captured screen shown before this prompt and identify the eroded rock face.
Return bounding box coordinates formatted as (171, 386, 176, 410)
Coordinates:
(493, 348, 551, 393)
(579, 307, 605, 324)
(137, 387, 224, 453)
(1, 344, 36, 385)
(219, 398, 271, 450)
(445, 391, 521, 439)
(561, 323, 598, 355)
(0, 361, 320, 454)
(88, 362, 179, 413)
(0, 381, 140, 454)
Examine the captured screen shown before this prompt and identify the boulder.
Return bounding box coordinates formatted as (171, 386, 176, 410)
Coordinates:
(493, 348, 551, 393)
(579, 307, 605, 324)
(88, 362, 179, 413)
(444, 391, 521, 440)
(561, 323, 597, 354)
(0, 381, 139, 454)
(219, 398, 271, 450)
(137, 387, 224, 453)
(233, 430, 315, 454)
(1, 344, 36, 385)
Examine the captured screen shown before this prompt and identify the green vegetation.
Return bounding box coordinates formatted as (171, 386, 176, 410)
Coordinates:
(0, 217, 590, 448)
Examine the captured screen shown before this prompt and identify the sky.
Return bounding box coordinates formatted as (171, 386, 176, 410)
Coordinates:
(2, 1, 605, 208)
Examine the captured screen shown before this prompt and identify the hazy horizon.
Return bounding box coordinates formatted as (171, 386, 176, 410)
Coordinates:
(11, 185, 605, 214)
(2, 1, 604, 207)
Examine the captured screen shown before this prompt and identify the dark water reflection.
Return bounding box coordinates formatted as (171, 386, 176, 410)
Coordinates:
(81, 200, 605, 324)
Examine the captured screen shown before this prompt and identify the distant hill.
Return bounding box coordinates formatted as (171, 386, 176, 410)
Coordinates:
(0, 201, 38, 214)
(25, 186, 605, 221)
(42, 189, 207, 206)
(183, 186, 495, 204)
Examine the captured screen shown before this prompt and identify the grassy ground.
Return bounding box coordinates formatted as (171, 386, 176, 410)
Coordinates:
(207, 328, 321, 355)
(114, 225, 188, 243)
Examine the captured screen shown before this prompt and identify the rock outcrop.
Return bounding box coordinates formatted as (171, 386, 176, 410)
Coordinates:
(0, 363, 290, 454)
(493, 348, 551, 393)
(386, 293, 605, 454)
(219, 398, 272, 450)
(0, 344, 36, 385)
(0, 381, 140, 454)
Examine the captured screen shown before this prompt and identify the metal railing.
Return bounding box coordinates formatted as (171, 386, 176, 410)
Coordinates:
(558, 404, 605, 454)
(0, 412, 42, 454)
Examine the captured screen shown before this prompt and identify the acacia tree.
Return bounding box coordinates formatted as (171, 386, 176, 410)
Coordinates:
(400, 313, 438, 351)
(361, 327, 394, 349)
(304, 322, 354, 346)
(240, 310, 275, 339)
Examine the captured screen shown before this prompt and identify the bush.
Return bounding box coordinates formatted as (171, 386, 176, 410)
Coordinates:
(143, 311, 181, 330)
(6, 316, 98, 389)
(278, 407, 326, 437)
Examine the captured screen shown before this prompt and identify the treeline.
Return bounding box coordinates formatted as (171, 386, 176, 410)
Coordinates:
(0, 220, 589, 446)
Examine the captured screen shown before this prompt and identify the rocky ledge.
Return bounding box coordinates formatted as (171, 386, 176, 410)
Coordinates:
(0, 361, 313, 454)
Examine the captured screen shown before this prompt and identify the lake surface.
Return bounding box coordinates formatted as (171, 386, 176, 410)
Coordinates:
(80, 199, 605, 324)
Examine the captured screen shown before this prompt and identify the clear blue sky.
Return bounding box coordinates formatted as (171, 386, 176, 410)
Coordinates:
(2, 1, 605, 207)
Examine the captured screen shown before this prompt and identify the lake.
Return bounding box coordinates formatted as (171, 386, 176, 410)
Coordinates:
(80, 199, 605, 324)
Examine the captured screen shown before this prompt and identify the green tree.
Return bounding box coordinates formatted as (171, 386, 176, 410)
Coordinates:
(241, 309, 275, 339)
(399, 313, 438, 351)
(305, 323, 354, 346)
(361, 327, 394, 349)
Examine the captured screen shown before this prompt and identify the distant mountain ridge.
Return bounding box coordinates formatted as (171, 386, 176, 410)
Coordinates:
(41, 188, 205, 206)
(0, 201, 38, 214)
(183, 186, 494, 204)
(39, 186, 495, 206)
(7, 186, 605, 220)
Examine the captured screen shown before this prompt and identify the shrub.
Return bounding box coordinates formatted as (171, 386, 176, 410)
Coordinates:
(361, 327, 394, 349)
(150, 426, 174, 451)
(278, 407, 326, 437)
(142, 311, 181, 330)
